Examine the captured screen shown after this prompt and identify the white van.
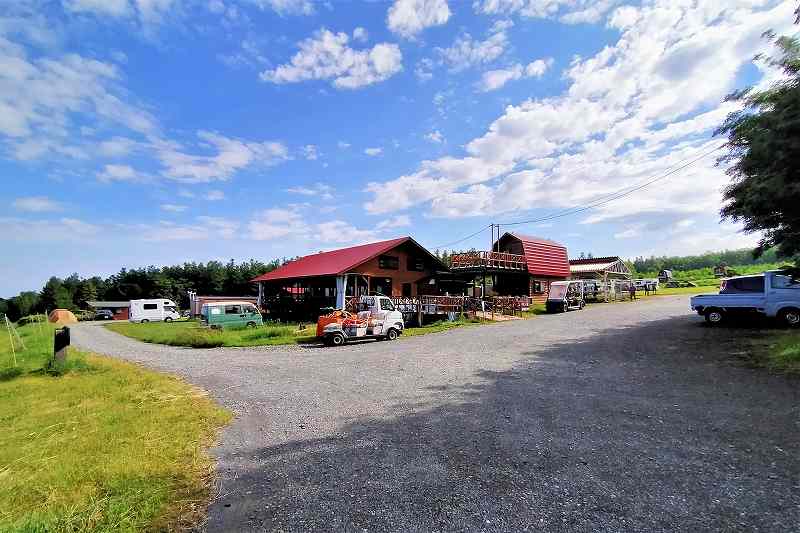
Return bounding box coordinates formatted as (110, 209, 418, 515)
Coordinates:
(129, 299, 180, 323)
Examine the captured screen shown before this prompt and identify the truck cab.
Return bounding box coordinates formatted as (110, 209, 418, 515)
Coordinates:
(690, 270, 800, 326)
(318, 295, 405, 346)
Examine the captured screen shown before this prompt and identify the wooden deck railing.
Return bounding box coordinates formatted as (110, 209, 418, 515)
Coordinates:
(450, 251, 526, 270)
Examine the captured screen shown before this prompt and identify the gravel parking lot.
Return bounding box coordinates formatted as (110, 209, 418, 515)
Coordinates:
(72, 296, 800, 532)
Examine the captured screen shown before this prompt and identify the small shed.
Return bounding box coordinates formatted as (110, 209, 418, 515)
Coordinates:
(86, 301, 130, 320)
(569, 256, 631, 281)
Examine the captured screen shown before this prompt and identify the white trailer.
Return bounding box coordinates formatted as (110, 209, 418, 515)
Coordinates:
(129, 299, 180, 323)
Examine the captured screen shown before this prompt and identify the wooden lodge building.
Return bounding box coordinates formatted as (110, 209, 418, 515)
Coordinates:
(251, 237, 451, 320)
(449, 232, 571, 303)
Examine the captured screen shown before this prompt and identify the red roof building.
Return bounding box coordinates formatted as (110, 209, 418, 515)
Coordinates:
(450, 232, 571, 302)
(252, 236, 448, 320)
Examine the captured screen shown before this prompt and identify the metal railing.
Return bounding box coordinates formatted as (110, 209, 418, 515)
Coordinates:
(450, 251, 526, 270)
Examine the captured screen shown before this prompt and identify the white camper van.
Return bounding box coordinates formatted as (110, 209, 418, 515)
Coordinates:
(129, 299, 180, 323)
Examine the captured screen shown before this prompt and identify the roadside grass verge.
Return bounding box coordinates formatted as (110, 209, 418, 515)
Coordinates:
(106, 320, 316, 347)
(769, 332, 800, 373)
(404, 317, 484, 337)
(0, 323, 232, 531)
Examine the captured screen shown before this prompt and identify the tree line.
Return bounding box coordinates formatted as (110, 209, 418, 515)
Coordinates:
(0, 259, 283, 322)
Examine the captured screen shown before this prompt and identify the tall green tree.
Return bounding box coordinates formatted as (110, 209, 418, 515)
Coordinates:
(716, 33, 800, 260)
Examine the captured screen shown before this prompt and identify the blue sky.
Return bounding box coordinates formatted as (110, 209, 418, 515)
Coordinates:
(0, 0, 795, 297)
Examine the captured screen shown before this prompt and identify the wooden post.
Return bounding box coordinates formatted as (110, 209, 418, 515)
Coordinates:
(5, 316, 17, 367)
(417, 297, 423, 327)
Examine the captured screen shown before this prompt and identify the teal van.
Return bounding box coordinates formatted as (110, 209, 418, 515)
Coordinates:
(200, 301, 263, 329)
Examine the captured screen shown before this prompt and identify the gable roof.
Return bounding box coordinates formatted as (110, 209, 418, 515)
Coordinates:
(569, 256, 630, 274)
(498, 232, 571, 277)
(251, 236, 442, 283)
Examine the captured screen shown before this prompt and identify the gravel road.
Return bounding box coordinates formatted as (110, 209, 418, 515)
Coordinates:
(71, 296, 800, 532)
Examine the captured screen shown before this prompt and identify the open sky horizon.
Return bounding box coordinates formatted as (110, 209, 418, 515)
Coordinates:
(1, 0, 795, 298)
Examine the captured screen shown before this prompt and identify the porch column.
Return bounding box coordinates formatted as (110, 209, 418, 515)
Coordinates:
(336, 275, 347, 309)
(257, 282, 263, 308)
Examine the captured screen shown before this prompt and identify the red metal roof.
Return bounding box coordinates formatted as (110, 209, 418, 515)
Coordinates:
(509, 232, 571, 278)
(569, 256, 621, 265)
(251, 237, 411, 282)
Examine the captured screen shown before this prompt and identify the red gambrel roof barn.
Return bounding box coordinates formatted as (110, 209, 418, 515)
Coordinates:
(498, 232, 571, 278)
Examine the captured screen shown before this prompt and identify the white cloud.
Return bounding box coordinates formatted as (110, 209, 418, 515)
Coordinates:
(260, 29, 403, 89)
(63, 0, 178, 28)
(196, 215, 239, 237)
(473, 0, 620, 24)
(0, 217, 100, 242)
(12, 196, 63, 212)
(364, 147, 383, 156)
(160, 203, 187, 212)
(247, 206, 377, 244)
(614, 226, 641, 239)
(97, 163, 150, 182)
(302, 144, 319, 160)
(436, 27, 508, 72)
(477, 57, 553, 91)
(98, 136, 138, 157)
(337, 141, 351, 149)
(425, 130, 444, 143)
(365, 0, 794, 231)
(0, 35, 157, 160)
(178, 189, 195, 198)
(415, 57, 435, 81)
(286, 182, 334, 200)
(249, 0, 314, 15)
(156, 130, 288, 183)
(205, 189, 225, 201)
(387, 0, 451, 39)
(376, 215, 411, 230)
(352, 27, 368, 42)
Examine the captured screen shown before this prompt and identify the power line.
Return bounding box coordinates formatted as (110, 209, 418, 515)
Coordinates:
(497, 143, 724, 227)
(429, 224, 491, 249)
(427, 143, 723, 250)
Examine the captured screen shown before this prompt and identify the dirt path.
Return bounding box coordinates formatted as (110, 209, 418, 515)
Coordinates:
(71, 296, 800, 532)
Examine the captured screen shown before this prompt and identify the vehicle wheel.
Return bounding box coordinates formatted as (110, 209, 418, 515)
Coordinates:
(386, 328, 398, 341)
(164, 317, 173, 323)
(329, 332, 345, 346)
(141, 319, 150, 324)
(579, 301, 585, 310)
(778, 308, 800, 328)
(704, 308, 724, 325)
(562, 303, 568, 313)
(246, 321, 257, 328)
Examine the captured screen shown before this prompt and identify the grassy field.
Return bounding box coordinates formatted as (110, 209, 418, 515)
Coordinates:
(0, 321, 231, 531)
(403, 316, 484, 336)
(637, 263, 788, 287)
(763, 331, 800, 374)
(106, 320, 317, 347)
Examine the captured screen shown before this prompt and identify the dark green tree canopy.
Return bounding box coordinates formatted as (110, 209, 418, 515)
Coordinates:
(716, 33, 800, 259)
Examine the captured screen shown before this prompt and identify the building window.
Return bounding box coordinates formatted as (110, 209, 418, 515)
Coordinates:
(532, 280, 544, 294)
(378, 255, 399, 270)
(407, 257, 425, 271)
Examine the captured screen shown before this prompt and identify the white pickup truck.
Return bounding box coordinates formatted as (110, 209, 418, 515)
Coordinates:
(690, 270, 800, 326)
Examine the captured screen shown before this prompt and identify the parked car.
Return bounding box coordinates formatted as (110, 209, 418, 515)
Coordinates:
(690, 270, 800, 326)
(201, 301, 263, 329)
(129, 299, 181, 323)
(546, 280, 585, 313)
(318, 295, 404, 346)
(94, 309, 114, 320)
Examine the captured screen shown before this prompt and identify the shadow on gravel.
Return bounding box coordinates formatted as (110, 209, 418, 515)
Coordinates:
(208, 315, 800, 532)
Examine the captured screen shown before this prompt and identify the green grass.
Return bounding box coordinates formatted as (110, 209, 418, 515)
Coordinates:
(106, 320, 316, 347)
(766, 331, 800, 374)
(637, 262, 788, 288)
(403, 317, 483, 337)
(0, 322, 232, 531)
(645, 285, 721, 296)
